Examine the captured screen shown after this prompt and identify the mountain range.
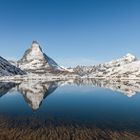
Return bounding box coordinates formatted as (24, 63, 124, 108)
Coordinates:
(74, 53, 140, 79)
(0, 41, 140, 80)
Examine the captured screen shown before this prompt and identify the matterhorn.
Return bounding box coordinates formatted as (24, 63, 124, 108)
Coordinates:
(18, 41, 64, 73)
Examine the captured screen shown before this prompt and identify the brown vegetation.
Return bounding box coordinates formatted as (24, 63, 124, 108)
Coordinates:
(0, 115, 140, 140)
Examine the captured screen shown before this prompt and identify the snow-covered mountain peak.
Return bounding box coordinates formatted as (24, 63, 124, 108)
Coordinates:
(31, 41, 42, 52)
(26, 40, 45, 61)
(122, 53, 137, 62)
(74, 53, 139, 79)
(18, 41, 65, 72)
(102, 53, 137, 69)
(32, 40, 40, 46)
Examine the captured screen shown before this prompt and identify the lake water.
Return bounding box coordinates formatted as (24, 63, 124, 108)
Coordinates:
(0, 79, 140, 140)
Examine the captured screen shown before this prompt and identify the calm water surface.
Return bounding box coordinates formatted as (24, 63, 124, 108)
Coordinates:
(0, 80, 140, 139)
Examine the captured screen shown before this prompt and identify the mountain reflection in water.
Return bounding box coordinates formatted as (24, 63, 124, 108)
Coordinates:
(1, 79, 140, 140)
(17, 81, 59, 110)
(0, 79, 140, 110)
(0, 82, 18, 97)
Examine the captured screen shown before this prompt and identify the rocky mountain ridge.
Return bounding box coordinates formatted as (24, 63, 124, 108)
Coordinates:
(0, 41, 140, 80)
(74, 53, 140, 79)
(0, 56, 25, 77)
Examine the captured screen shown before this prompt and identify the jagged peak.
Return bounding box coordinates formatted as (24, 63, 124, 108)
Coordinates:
(102, 53, 137, 68)
(31, 40, 43, 52)
(122, 53, 137, 62)
(32, 40, 39, 44)
(124, 53, 136, 59)
(28, 41, 44, 59)
(18, 41, 64, 71)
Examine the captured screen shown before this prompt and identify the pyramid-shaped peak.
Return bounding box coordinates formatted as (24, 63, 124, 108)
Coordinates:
(18, 41, 63, 71)
(32, 40, 39, 44)
(32, 40, 39, 46)
(31, 41, 42, 51)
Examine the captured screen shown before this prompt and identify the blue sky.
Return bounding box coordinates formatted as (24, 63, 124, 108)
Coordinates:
(0, 0, 140, 67)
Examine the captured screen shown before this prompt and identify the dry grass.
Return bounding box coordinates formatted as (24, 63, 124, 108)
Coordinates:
(0, 115, 140, 140)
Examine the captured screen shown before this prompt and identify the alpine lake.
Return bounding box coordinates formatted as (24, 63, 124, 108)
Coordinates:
(0, 78, 140, 140)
